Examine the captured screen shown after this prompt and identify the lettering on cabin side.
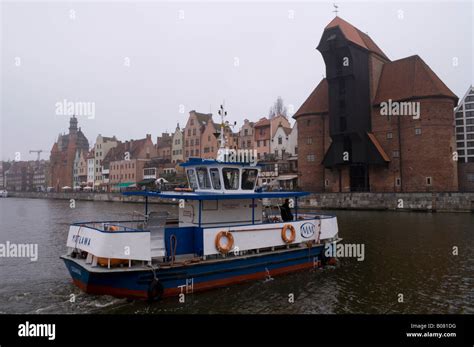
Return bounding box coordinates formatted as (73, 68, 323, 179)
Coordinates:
(72, 234, 91, 246)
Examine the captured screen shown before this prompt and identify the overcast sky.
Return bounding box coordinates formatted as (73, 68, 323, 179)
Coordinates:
(1, 0, 472, 161)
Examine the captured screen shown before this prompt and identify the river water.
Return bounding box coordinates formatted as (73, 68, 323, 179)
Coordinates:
(0, 197, 472, 314)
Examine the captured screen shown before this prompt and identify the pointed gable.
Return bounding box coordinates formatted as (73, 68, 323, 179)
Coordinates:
(325, 16, 389, 61)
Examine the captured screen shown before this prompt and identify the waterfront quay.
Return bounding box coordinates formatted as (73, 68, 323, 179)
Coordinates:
(8, 191, 474, 213)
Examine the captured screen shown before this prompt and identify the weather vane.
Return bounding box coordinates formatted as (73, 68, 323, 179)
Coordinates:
(333, 3, 339, 16)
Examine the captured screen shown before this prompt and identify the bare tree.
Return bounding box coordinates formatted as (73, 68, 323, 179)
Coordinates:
(268, 96, 287, 119)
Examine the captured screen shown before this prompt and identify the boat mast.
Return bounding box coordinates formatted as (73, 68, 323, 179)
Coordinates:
(217, 103, 228, 161)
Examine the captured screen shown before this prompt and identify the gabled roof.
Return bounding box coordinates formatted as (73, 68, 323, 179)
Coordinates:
(156, 135, 172, 149)
(373, 55, 458, 105)
(293, 79, 329, 119)
(282, 127, 292, 136)
(254, 117, 270, 127)
(103, 138, 150, 163)
(191, 111, 213, 126)
(325, 16, 389, 61)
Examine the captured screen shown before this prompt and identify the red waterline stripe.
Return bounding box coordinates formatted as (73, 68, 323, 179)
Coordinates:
(72, 260, 316, 299)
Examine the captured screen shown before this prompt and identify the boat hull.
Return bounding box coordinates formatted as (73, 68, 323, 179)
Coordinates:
(62, 245, 328, 300)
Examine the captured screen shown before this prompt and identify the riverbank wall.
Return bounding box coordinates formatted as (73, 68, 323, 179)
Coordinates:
(7, 191, 474, 212)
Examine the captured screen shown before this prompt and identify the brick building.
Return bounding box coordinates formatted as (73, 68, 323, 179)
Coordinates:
(294, 16, 458, 192)
(5, 161, 34, 191)
(49, 116, 90, 191)
(156, 132, 172, 161)
(184, 111, 212, 159)
(106, 135, 155, 191)
(239, 119, 255, 151)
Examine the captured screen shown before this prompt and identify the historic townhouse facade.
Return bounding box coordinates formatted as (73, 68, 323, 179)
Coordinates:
(171, 124, 184, 163)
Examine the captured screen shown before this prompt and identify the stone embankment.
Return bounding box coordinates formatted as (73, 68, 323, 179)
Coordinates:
(7, 191, 474, 212)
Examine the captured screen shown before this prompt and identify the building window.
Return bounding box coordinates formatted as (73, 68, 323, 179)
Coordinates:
(208, 135, 211, 141)
(387, 132, 393, 139)
(306, 137, 312, 145)
(278, 137, 282, 145)
(190, 119, 194, 126)
(392, 150, 400, 158)
(325, 179, 329, 186)
(307, 120, 311, 126)
(467, 173, 474, 182)
(456, 120, 464, 125)
(415, 128, 422, 135)
(193, 128, 196, 136)
(395, 177, 401, 186)
(306, 154, 316, 162)
(187, 129, 191, 136)
(426, 177, 432, 186)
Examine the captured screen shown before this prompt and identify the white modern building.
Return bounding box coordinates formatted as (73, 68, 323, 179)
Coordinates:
(455, 85, 474, 163)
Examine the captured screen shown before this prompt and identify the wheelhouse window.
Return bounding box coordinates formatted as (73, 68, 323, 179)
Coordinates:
(241, 169, 258, 190)
(186, 169, 198, 190)
(196, 167, 211, 189)
(209, 168, 221, 189)
(222, 168, 239, 190)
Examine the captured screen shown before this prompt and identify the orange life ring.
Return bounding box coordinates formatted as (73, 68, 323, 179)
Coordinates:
(108, 225, 119, 231)
(281, 224, 296, 244)
(97, 257, 128, 267)
(215, 231, 234, 254)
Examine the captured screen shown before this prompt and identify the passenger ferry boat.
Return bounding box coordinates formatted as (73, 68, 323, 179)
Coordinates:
(61, 158, 340, 300)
